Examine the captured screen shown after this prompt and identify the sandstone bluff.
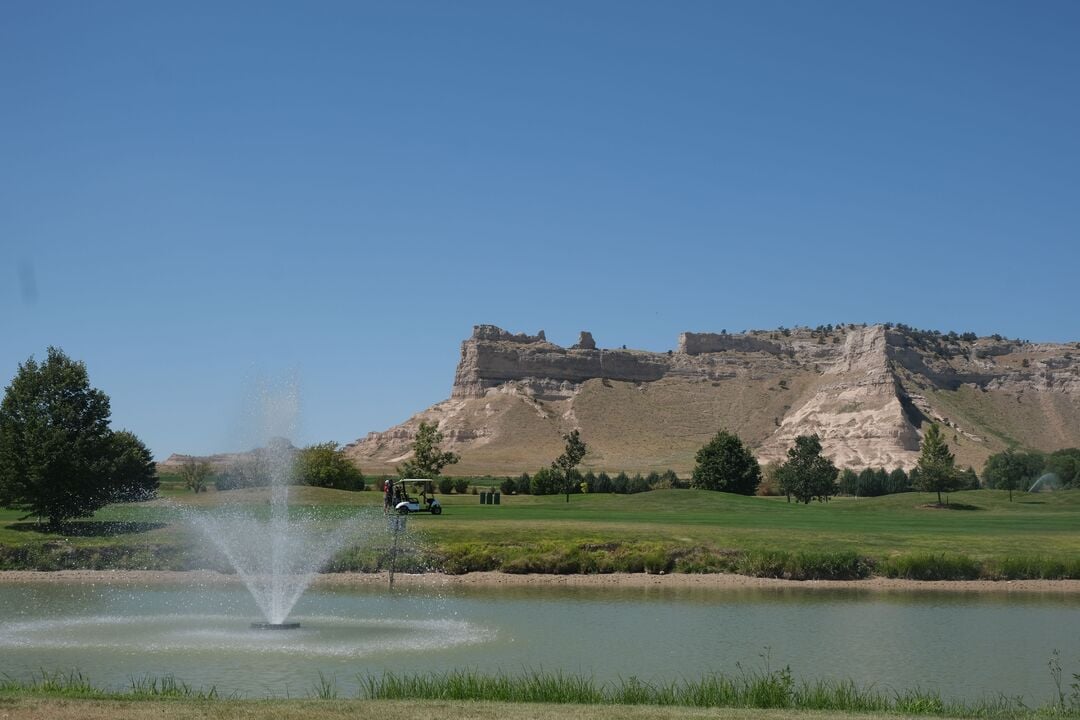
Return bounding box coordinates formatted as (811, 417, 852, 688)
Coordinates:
(342, 324, 1080, 475)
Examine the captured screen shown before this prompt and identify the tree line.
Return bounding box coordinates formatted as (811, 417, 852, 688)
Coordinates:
(3, 348, 1076, 527)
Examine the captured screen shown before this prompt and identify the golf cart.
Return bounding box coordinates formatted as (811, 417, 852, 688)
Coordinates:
(394, 479, 442, 515)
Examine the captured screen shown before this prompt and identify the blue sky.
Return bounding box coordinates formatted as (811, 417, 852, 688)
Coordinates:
(3, 1, 1078, 459)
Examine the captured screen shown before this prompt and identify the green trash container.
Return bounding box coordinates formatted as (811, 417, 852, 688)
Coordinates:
(493, 492, 501, 505)
(479, 492, 489, 505)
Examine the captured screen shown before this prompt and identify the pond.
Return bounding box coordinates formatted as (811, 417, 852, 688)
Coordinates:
(1, 580, 1077, 702)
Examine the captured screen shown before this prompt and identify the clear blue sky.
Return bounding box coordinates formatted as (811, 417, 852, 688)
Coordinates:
(3, 1, 1078, 459)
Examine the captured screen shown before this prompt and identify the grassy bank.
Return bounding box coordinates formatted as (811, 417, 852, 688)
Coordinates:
(3, 668, 1079, 718)
(2, 487, 1080, 580)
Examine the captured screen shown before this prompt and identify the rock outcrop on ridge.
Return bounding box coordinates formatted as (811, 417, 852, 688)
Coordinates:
(341, 323, 1080, 475)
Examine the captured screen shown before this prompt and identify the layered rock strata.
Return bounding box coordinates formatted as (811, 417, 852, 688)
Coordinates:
(338, 324, 1080, 475)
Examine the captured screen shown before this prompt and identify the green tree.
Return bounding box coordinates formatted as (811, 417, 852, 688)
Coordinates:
(982, 449, 1044, 500)
(516, 472, 531, 494)
(1045, 448, 1080, 487)
(552, 429, 587, 502)
(776, 434, 838, 504)
(612, 471, 629, 494)
(108, 430, 157, 502)
(691, 430, 761, 495)
(397, 421, 459, 479)
(295, 442, 364, 490)
(957, 466, 980, 491)
(838, 468, 858, 495)
(530, 467, 559, 495)
(0, 348, 158, 525)
(915, 423, 958, 504)
(179, 458, 213, 494)
(887, 468, 911, 494)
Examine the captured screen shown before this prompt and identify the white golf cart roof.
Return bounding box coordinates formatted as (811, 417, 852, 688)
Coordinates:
(398, 478, 434, 485)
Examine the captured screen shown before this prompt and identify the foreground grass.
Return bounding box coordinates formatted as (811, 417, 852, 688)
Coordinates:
(0, 697, 958, 720)
(2, 669, 1079, 719)
(2, 488, 1080, 579)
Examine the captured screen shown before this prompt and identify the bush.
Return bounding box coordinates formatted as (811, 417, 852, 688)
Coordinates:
(215, 459, 270, 491)
(499, 477, 517, 494)
(627, 473, 651, 494)
(295, 442, 364, 490)
(530, 468, 559, 495)
(453, 478, 469, 494)
(878, 553, 981, 580)
(438, 478, 454, 494)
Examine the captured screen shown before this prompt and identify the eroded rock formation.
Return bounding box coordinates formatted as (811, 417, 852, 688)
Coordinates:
(337, 324, 1080, 475)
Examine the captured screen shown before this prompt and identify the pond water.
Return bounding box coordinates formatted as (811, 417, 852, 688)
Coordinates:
(1, 580, 1077, 702)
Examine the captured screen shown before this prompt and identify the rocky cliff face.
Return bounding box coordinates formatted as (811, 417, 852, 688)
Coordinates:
(344, 324, 1080, 475)
(452, 325, 669, 398)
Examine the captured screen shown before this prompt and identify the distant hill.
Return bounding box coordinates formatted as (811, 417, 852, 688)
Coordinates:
(157, 437, 297, 473)
(343, 324, 1080, 476)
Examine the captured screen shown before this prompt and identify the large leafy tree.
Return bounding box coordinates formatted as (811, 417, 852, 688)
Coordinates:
(691, 430, 761, 495)
(0, 348, 158, 525)
(914, 423, 959, 505)
(295, 441, 364, 490)
(982, 449, 1044, 500)
(1045, 448, 1080, 488)
(777, 434, 838, 504)
(552, 429, 587, 503)
(109, 429, 158, 501)
(398, 421, 459, 479)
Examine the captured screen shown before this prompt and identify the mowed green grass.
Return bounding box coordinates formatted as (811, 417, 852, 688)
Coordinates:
(2, 484, 1078, 568)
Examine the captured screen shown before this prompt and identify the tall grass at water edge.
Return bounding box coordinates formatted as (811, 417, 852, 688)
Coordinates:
(5, 665, 1080, 716)
(0, 670, 226, 699)
(354, 665, 1080, 716)
(4, 537, 1080, 581)
(436, 542, 1080, 581)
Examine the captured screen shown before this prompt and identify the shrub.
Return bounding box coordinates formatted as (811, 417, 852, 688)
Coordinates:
(878, 553, 981, 580)
(295, 442, 364, 490)
(530, 468, 559, 495)
(499, 477, 517, 494)
(438, 478, 454, 495)
(453, 478, 469, 494)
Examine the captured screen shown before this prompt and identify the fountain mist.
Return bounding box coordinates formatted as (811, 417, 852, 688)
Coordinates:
(183, 378, 373, 625)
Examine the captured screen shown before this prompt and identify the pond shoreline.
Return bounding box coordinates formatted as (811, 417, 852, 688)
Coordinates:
(2, 569, 1079, 593)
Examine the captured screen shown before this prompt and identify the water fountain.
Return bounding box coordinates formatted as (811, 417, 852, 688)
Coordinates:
(182, 437, 375, 629)
(180, 380, 374, 628)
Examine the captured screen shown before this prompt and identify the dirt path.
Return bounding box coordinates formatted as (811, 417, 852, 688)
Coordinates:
(2, 569, 1079, 594)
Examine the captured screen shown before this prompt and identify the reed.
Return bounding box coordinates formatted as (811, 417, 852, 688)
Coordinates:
(4, 667, 1079, 716)
(356, 667, 1078, 717)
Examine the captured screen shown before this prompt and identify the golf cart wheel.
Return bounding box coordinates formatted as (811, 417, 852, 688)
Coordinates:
(398, 507, 409, 515)
(431, 505, 442, 515)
